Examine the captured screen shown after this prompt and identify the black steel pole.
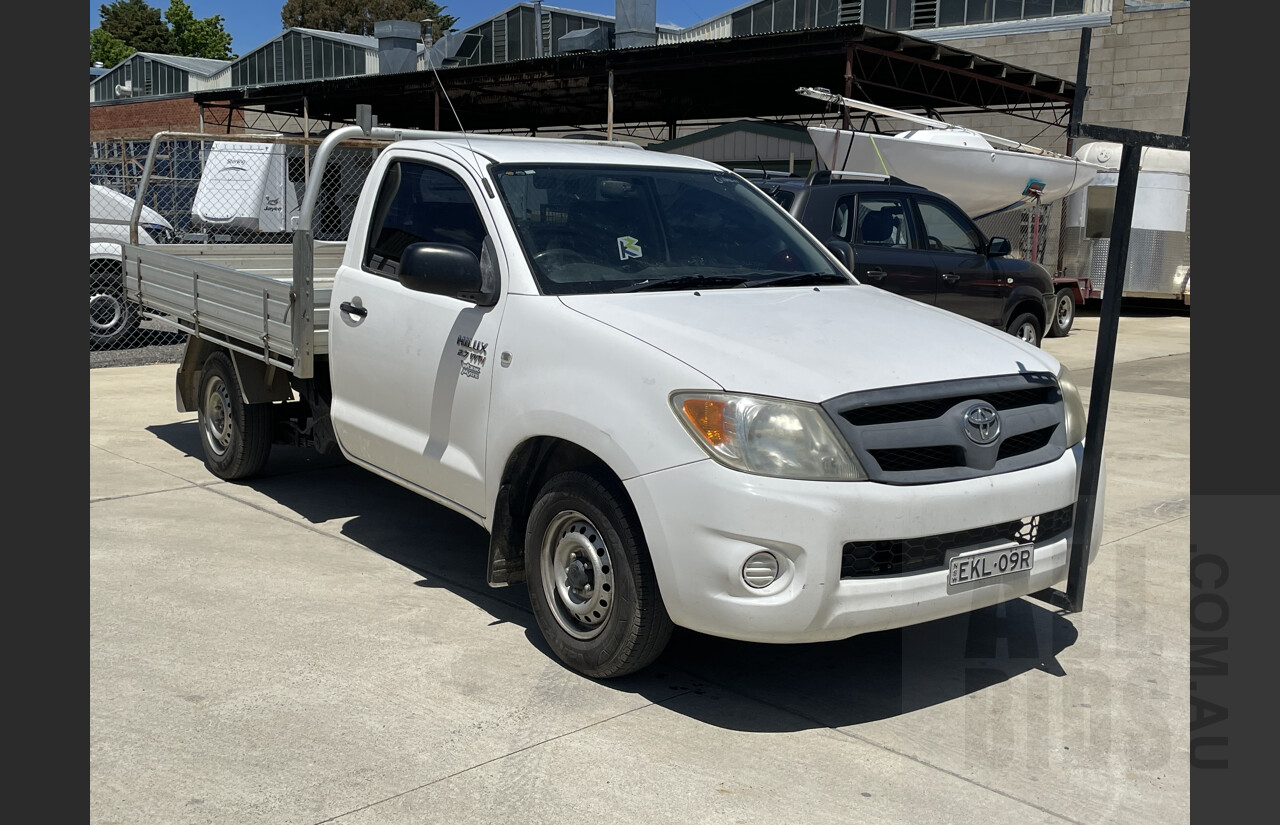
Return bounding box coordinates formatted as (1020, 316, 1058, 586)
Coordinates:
(1060, 28, 1092, 276)
(1069, 27, 1091, 136)
(1182, 74, 1191, 138)
(1066, 143, 1143, 610)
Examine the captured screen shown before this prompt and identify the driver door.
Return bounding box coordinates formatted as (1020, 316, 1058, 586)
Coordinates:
(915, 195, 1006, 327)
(329, 154, 507, 519)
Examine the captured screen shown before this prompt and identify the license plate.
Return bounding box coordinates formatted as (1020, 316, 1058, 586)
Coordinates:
(949, 543, 1033, 587)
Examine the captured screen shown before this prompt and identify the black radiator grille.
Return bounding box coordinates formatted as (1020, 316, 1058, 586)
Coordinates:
(840, 504, 1075, 579)
(823, 374, 1067, 484)
(841, 386, 1055, 427)
(997, 426, 1056, 461)
(869, 445, 963, 472)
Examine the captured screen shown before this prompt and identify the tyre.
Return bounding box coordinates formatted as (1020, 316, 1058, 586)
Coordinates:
(524, 470, 674, 678)
(197, 351, 272, 480)
(1006, 311, 1043, 347)
(89, 272, 139, 349)
(1047, 288, 1076, 338)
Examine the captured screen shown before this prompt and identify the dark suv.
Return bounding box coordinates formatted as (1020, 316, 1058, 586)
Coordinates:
(757, 174, 1056, 346)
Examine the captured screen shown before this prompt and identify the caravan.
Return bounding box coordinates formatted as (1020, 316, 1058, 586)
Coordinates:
(189, 141, 303, 239)
(1062, 142, 1191, 306)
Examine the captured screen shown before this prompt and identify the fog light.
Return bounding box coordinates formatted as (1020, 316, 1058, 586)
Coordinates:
(742, 551, 780, 588)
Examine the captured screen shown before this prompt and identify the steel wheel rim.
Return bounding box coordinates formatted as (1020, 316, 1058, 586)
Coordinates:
(540, 510, 615, 640)
(1056, 295, 1072, 326)
(89, 290, 123, 333)
(1017, 322, 1036, 343)
(202, 375, 234, 457)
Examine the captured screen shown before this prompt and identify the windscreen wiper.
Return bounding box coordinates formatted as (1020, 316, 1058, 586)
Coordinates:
(613, 274, 750, 293)
(738, 272, 854, 288)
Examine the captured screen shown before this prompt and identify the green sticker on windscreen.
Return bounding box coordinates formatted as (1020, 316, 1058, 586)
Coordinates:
(617, 236, 642, 260)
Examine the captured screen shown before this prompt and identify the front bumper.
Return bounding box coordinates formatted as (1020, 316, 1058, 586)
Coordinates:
(625, 443, 1103, 643)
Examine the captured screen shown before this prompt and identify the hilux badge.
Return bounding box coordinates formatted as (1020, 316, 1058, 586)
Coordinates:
(963, 403, 1000, 445)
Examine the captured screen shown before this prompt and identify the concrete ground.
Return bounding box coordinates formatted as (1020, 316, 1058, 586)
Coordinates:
(90, 308, 1191, 825)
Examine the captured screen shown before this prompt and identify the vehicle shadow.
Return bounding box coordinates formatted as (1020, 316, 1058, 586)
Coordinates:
(633, 602, 1078, 732)
(145, 422, 352, 477)
(144, 420, 1080, 733)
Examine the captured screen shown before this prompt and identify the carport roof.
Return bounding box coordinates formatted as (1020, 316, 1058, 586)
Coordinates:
(194, 23, 1082, 135)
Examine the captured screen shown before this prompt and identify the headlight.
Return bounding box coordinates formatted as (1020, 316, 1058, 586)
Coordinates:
(671, 392, 867, 481)
(1057, 365, 1087, 446)
(141, 223, 175, 244)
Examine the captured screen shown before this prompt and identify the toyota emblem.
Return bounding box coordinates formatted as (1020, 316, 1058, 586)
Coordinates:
(963, 403, 1001, 445)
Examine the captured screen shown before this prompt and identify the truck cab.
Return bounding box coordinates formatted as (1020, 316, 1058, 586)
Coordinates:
(122, 127, 1103, 679)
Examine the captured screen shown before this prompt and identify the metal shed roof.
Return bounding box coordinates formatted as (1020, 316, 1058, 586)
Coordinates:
(275, 27, 378, 49)
(98, 52, 231, 80)
(194, 23, 1081, 136)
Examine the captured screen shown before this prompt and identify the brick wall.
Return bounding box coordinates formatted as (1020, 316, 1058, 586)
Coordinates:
(940, 7, 1191, 151)
(920, 6, 1190, 276)
(89, 96, 246, 142)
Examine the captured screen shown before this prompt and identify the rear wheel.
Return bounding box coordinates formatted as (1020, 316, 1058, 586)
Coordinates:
(1006, 311, 1043, 347)
(197, 351, 272, 480)
(524, 470, 673, 678)
(1047, 288, 1076, 338)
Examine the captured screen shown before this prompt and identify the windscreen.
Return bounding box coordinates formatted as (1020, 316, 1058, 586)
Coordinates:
(492, 164, 849, 295)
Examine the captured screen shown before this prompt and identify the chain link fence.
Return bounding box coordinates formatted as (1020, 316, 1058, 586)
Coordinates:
(88, 135, 1084, 366)
(972, 199, 1067, 274)
(89, 136, 378, 363)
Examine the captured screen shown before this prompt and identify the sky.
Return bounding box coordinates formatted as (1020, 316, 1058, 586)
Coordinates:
(89, 2, 730, 58)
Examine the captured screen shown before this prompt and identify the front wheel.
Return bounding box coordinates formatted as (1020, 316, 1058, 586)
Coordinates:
(1006, 311, 1043, 347)
(1047, 288, 1076, 338)
(524, 470, 674, 678)
(89, 276, 138, 349)
(197, 351, 272, 480)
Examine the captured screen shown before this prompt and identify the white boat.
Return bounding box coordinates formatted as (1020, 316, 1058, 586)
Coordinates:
(798, 87, 1104, 219)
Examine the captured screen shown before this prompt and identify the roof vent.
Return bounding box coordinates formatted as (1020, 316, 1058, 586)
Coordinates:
(374, 19, 421, 74)
(558, 26, 613, 53)
(616, 0, 657, 49)
(424, 30, 482, 68)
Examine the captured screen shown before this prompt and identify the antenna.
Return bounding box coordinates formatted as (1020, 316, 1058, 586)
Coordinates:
(426, 41, 470, 138)
(423, 31, 490, 194)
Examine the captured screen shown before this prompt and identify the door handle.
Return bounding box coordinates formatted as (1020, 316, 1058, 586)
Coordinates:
(941, 272, 960, 284)
(863, 268, 887, 281)
(339, 300, 368, 318)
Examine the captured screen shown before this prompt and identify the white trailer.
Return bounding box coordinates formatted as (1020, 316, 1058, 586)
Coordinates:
(1062, 142, 1191, 306)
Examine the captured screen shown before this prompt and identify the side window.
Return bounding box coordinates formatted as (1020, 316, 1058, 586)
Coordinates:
(854, 196, 913, 248)
(364, 160, 487, 276)
(916, 198, 981, 254)
(832, 197, 853, 241)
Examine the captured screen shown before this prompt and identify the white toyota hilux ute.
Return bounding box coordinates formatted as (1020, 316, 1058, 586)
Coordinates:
(120, 124, 1103, 678)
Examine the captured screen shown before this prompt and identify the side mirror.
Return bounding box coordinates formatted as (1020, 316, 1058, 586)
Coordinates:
(399, 242, 492, 304)
(825, 239, 854, 269)
(988, 237, 1012, 257)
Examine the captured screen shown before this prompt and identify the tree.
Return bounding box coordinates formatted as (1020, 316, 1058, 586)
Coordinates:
(89, 28, 136, 69)
(165, 0, 234, 60)
(280, 1, 458, 39)
(91, 0, 233, 66)
(99, 0, 174, 54)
